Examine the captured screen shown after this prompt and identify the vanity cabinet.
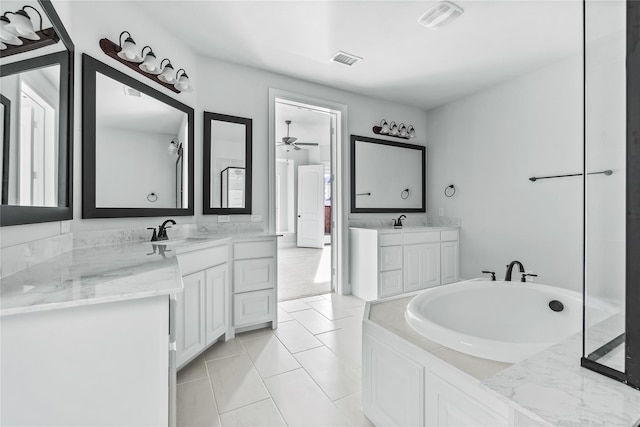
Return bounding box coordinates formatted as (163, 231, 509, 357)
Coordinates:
(176, 241, 230, 368)
(350, 227, 459, 301)
(232, 237, 277, 331)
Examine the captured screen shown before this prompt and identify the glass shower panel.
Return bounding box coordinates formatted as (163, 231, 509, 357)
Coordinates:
(584, 0, 626, 373)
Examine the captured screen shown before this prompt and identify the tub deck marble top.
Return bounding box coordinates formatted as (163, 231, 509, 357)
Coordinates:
(367, 295, 640, 427)
(0, 233, 276, 317)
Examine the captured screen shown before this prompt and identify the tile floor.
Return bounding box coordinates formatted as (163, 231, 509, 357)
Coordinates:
(176, 292, 374, 427)
(277, 246, 332, 301)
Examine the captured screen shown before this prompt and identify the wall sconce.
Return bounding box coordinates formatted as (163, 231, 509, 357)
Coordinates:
(99, 31, 193, 94)
(0, 5, 60, 58)
(373, 119, 416, 139)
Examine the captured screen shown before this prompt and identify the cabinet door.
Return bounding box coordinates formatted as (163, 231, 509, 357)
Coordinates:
(404, 243, 441, 291)
(379, 269, 403, 298)
(363, 335, 425, 427)
(176, 272, 206, 367)
(425, 372, 508, 427)
(379, 245, 403, 271)
(205, 264, 228, 345)
(440, 241, 459, 285)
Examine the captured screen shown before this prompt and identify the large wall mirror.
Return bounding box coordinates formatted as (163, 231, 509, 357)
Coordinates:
(82, 54, 194, 218)
(203, 112, 252, 215)
(350, 135, 425, 213)
(0, 0, 74, 226)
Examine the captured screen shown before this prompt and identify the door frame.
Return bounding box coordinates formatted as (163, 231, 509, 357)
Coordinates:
(268, 89, 348, 295)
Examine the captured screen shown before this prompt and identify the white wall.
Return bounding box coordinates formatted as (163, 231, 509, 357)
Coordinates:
(427, 56, 584, 292)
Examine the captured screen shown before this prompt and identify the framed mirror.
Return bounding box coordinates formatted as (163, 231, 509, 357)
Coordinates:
(82, 54, 194, 218)
(203, 112, 252, 215)
(350, 135, 425, 213)
(0, 0, 74, 226)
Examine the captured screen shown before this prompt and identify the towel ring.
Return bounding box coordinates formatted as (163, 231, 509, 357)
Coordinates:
(444, 185, 456, 197)
(147, 192, 158, 202)
(401, 188, 410, 199)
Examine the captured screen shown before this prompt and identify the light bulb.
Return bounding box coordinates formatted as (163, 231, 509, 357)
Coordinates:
(139, 50, 160, 74)
(159, 62, 175, 83)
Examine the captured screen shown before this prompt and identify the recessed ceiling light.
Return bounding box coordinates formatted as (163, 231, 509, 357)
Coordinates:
(418, 1, 464, 30)
(330, 51, 363, 66)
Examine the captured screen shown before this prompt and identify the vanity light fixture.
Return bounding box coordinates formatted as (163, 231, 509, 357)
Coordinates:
(0, 5, 60, 58)
(174, 69, 192, 92)
(373, 119, 416, 140)
(139, 46, 161, 75)
(117, 31, 142, 62)
(168, 138, 182, 156)
(99, 33, 193, 94)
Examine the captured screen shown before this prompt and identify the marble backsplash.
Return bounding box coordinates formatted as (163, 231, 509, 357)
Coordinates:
(1, 233, 73, 279)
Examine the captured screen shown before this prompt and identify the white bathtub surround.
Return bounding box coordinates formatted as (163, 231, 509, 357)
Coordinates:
(0, 232, 73, 279)
(364, 295, 640, 427)
(405, 279, 617, 363)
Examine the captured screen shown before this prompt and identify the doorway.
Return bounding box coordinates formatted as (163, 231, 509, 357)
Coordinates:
(269, 91, 346, 301)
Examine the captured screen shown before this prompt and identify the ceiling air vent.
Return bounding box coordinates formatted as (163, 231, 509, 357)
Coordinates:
(330, 51, 363, 66)
(418, 1, 464, 30)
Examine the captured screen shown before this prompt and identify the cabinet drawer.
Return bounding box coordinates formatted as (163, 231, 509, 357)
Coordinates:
(233, 289, 275, 327)
(379, 269, 403, 298)
(403, 231, 440, 245)
(233, 240, 275, 260)
(233, 258, 276, 293)
(379, 233, 403, 247)
(441, 229, 459, 242)
(178, 245, 229, 276)
(379, 246, 403, 271)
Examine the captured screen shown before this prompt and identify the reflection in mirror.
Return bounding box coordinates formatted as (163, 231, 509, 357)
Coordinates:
(82, 54, 194, 218)
(1, 63, 60, 206)
(0, 1, 74, 226)
(350, 135, 425, 213)
(94, 72, 188, 209)
(203, 112, 252, 215)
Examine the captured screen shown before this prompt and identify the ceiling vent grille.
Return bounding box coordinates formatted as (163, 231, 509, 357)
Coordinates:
(418, 1, 464, 30)
(330, 51, 362, 66)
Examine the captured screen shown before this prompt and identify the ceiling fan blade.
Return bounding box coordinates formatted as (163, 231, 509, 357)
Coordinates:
(293, 145, 302, 151)
(294, 142, 319, 146)
(282, 136, 297, 144)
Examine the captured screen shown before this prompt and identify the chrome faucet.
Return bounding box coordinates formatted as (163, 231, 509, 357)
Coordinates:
(157, 219, 176, 241)
(505, 260, 525, 281)
(393, 215, 406, 228)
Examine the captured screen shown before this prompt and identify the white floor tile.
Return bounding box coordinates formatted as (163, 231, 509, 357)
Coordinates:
(278, 307, 294, 322)
(264, 369, 350, 427)
(294, 346, 360, 401)
(273, 320, 324, 354)
(290, 308, 339, 335)
(334, 393, 375, 427)
(316, 327, 362, 373)
(206, 353, 270, 413)
(299, 295, 329, 303)
(176, 376, 221, 427)
(279, 299, 311, 313)
(177, 354, 208, 384)
(306, 300, 364, 320)
(219, 398, 286, 427)
(203, 338, 246, 361)
(236, 327, 273, 342)
(242, 334, 301, 378)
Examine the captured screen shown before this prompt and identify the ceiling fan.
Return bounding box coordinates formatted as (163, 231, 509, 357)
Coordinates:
(277, 120, 319, 151)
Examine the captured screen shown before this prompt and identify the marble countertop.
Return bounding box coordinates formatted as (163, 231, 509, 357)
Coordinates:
(0, 233, 276, 317)
(349, 226, 459, 232)
(367, 296, 640, 427)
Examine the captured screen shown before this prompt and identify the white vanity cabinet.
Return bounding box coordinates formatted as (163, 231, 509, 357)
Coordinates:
(232, 237, 277, 331)
(350, 227, 459, 301)
(175, 241, 230, 368)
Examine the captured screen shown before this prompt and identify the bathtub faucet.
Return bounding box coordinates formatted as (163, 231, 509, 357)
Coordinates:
(505, 260, 525, 281)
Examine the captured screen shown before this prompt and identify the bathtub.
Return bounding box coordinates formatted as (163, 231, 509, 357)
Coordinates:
(405, 279, 615, 363)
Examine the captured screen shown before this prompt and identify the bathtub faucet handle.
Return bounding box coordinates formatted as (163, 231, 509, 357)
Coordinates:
(521, 273, 538, 282)
(481, 270, 496, 281)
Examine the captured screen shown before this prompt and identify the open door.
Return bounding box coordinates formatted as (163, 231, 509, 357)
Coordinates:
(297, 164, 324, 248)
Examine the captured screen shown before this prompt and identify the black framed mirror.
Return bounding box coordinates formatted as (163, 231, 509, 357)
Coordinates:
(350, 135, 426, 213)
(0, 0, 74, 226)
(203, 111, 252, 215)
(82, 54, 194, 218)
